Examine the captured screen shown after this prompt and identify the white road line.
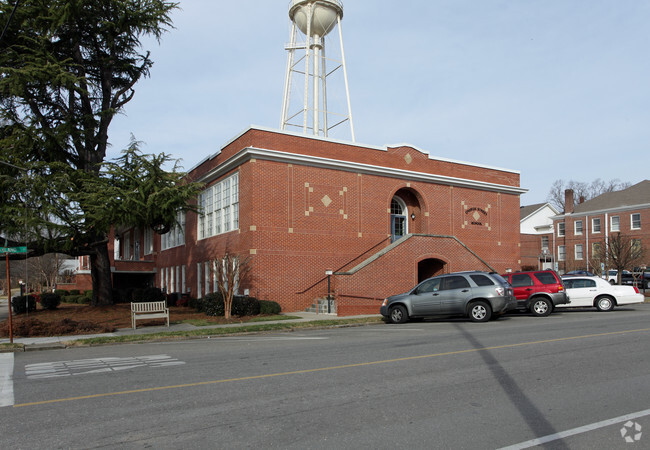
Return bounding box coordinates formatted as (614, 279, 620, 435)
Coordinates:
(500, 408, 650, 449)
(24, 355, 185, 379)
(0, 353, 14, 407)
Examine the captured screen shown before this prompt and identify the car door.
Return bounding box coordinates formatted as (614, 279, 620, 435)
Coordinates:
(438, 275, 472, 314)
(409, 277, 442, 315)
(564, 278, 596, 307)
(509, 273, 535, 306)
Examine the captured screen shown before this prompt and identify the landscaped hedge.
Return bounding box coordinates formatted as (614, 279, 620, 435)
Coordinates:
(40, 293, 61, 310)
(54, 289, 69, 297)
(63, 294, 90, 304)
(194, 293, 269, 317)
(259, 300, 282, 315)
(11, 295, 37, 314)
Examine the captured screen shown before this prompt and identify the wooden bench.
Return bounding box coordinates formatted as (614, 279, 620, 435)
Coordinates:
(131, 301, 169, 329)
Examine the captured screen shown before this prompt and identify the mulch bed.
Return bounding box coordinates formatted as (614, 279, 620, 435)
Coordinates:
(0, 303, 255, 337)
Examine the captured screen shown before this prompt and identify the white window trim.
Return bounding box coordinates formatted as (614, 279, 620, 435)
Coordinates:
(575, 244, 584, 260)
(557, 223, 565, 237)
(611, 215, 620, 232)
(574, 220, 583, 236)
(558, 245, 566, 261)
(631, 213, 641, 230)
(591, 218, 601, 234)
(198, 172, 239, 240)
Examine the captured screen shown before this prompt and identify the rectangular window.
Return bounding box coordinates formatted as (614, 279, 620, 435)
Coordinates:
(611, 215, 620, 232)
(541, 236, 549, 251)
(632, 239, 642, 258)
(574, 220, 583, 235)
(197, 172, 239, 240)
(592, 242, 602, 256)
(575, 244, 584, 260)
(161, 211, 186, 251)
(557, 222, 565, 237)
(592, 218, 601, 233)
(558, 245, 566, 261)
(196, 263, 202, 298)
(631, 213, 641, 230)
(144, 228, 153, 255)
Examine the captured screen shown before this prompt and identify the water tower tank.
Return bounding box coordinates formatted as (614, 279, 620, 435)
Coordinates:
(289, 0, 343, 37)
(282, 0, 355, 141)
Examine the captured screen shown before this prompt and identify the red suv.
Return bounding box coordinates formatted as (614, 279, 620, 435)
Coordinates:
(501, 270, 569, 316)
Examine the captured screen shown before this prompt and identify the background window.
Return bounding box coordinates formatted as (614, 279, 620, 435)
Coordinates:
(631, 213, 641, 230)
(575, 244, 584, 260)
(574, 220, 583, 235)
(611, 216, 620, 232)
(592, 218, 601, 233)
(558, 245, 566, 261)
(557, 223, 565, 237)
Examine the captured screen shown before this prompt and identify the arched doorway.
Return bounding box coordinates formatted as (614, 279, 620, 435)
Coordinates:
(418, 258, 446, 282)
(390, 188, 425, 243)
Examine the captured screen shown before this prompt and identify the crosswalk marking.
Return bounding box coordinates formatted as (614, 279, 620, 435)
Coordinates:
(0, 353, 14, 407)
(25, 354, 185, 379)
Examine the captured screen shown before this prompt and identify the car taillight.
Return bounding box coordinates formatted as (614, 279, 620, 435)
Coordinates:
(496, 287, 505, 296)
(634, 286, 640, 294)
(558, 285, 564, 291)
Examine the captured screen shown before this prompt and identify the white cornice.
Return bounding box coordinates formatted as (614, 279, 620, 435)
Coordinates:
(198, 146, 527, 195)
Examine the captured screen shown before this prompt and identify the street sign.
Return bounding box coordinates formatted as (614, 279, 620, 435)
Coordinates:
(0, 246, 27, 254)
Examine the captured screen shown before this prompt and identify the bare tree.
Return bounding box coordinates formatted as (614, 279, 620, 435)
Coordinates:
(27, 254, 69, 292)
(213, 252, 252, 320)
(547, 178, 631, 212)
(601, 233, 645, 284)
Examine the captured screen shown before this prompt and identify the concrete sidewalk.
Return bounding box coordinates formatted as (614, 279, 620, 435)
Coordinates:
(0, 299, 380, 350)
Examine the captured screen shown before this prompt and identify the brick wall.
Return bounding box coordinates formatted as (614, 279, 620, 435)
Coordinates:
(107, 128, 525, 314)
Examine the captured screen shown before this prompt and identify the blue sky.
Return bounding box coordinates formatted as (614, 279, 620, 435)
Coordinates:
(109, 0, 650, 205)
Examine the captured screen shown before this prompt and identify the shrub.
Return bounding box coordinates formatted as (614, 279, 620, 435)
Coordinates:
(202, 292, 225, 316)
(40, 293, 61, 310)
(11, 295, 36, 314)
(83, 290, 93, 301)
(132, 287, 166, 303)
(188, 296, 204, 312)
(232, 296, 261, 316)
(259, 300, 282, 315)
(69, 289, 81, 295)
(54, 289, 69, 297)
(177, 296, 189, 307)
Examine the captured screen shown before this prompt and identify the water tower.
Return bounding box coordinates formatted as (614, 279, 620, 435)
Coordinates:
(281, 0, 355, 141)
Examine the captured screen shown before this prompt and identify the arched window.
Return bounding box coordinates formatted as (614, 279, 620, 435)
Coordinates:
(390, 196, 407, 242)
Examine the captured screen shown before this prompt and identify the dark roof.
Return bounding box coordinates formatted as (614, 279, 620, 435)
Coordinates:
(520, 203, 546, 220)
(520, 202, 558, 220)
(573, 180, 650, 214)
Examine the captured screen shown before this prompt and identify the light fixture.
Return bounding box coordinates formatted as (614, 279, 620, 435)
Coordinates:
(411, 213, 415, 220)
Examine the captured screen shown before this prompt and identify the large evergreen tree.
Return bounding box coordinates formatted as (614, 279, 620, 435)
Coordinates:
(0, 1, 196, 305)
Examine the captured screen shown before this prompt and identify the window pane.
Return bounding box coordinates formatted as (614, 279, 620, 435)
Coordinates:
(534, 272, 556, 285)
(470, 274, 494, 286)
(512, 274, 534, 287)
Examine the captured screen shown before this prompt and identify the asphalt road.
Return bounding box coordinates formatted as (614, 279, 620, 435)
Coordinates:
(2, 305, 650, 449)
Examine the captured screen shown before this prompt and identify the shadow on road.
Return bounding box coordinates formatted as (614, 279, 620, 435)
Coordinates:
(455, 323, 569, 449)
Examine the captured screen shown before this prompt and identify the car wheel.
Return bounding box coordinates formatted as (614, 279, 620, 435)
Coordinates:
(596, 296, 615, 312)
(469, 301, 491, 322)
(609, 279, 616, 285)
(389, 305, 409, 324)
(530, 298, 552, 317)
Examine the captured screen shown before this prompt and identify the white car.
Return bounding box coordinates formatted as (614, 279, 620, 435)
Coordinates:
(559, 276, 644, 311)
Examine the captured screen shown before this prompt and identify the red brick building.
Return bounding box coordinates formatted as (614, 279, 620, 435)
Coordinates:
(69, 127, 527, 315)
(553, 181, 650, 274)
(519, 203, 558, 271)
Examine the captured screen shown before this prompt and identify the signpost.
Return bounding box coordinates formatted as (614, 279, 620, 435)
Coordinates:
(3, 246, 27, 344)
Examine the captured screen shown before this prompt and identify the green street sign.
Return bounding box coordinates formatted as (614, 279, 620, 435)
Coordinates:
(0, 246, 27, 254)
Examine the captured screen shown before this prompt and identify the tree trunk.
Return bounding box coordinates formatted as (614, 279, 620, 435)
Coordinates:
(90, 243, 114, 306)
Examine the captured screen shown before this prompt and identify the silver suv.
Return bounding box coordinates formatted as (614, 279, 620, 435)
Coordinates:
(380, 271, 516, 324)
